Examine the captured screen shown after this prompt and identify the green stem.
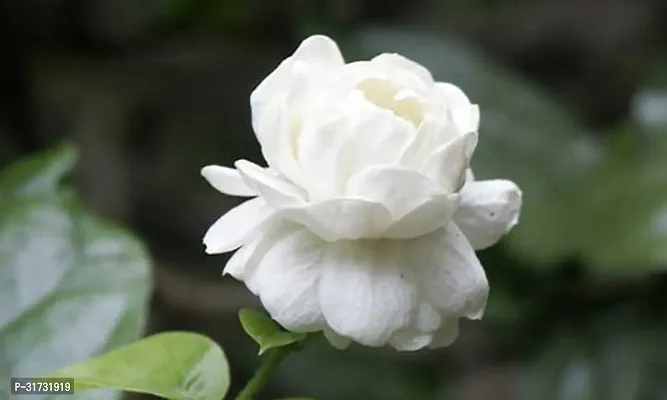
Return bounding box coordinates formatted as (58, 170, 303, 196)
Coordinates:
(233, 344, 297, 400)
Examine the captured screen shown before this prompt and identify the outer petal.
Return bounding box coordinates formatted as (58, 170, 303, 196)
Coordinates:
(428, 318, 460, 349)
(372, 53, 433, 83)
(389, 314, 459, 351)
(252, 98, 306, 189)
(242, 225, 327, 332)
(421, 131, 478, 193)
(235, 160, 306, 208)
(223, 238, 260, 280)
(203, 198, 276, 254)
(389, 331, 433, 351)
(371, 53, 434, 96)
(282, 199, 393, 242)
(250, 35, 344, 137)
(414, 302, 442, 333)
(318, 240, 418, 346)
(323, 327, 351, 350)
(296, 112, 350, 200)
(435, 82, 480, 134)
(386, 303, 442, 350)
(201, 165, 257, 197)
(465, 168, 475, 182)
(251, 36, 345, 187)
(415, 223, 489, 319)
(453, 179, 522, 250)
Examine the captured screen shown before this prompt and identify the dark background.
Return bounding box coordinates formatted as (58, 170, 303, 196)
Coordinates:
(2, 0, 667, 399)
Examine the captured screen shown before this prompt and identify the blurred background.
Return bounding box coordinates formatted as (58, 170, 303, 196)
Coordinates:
(1, 0, 667, 399)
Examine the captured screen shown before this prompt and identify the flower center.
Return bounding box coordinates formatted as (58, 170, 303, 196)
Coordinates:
(357, 78, 424, 127)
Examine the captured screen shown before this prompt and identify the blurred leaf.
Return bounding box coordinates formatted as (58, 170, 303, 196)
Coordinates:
(516, 334, 595, 400)
(238, 309, 306, 355)
(0, 142, 77, 200)
(0, 144, 151, 400)
(575, 131, 667, 271)
(349, 27, 594, 265)
(632, 90, 667, 133)
(581, 57, 666, 271)
(515, 312, 662, 400)
(46, 332, 230, 400)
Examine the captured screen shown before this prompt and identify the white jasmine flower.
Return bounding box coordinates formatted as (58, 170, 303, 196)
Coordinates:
(201, 35, 522, 351)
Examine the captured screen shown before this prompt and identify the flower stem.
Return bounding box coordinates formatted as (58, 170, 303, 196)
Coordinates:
(233, 344, 298, 400)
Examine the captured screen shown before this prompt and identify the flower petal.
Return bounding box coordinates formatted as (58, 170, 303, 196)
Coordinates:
(323, 327, 351, 350)
(399, 117, 457, 169)
(428, 318, 460, 349)
(465, 168, 475, 182)
(223, 238, 260, 280)
(235, 160, 306, 207)
(345, 165, 459, 239)
(250, 35, 344, 138)
(416, 303, 442, 333)
(435, 82, 480, 134)
(282, 199, 392, 241)
(415, 223, 488, 318)
(203, 197, 276, 254)
(382, 193, 459, 239)
(389, 331, 433, 351)
(250, 36, 345, 187)
(345, 166, 443, 219)
(371, 53, 434, 87)
(421, 131, 478, 193)
(242, 225, 327, 332)
(453, 179, 523, 250)
(293, 35, 345, 63)
(318, 240, 418, 346)
(201, 165, 257, 197)
(386, 303, 443, 351)
(296, 113, 350, 200)
(336, 92, 415, 180)
(253, 98, 306, 188)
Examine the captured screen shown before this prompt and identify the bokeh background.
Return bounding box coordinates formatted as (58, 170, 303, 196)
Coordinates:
(2, 0, 667, 399)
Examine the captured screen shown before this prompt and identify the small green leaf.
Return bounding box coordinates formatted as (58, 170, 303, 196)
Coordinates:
(239, 309, 306, 355)
(46, 332, 230, 400)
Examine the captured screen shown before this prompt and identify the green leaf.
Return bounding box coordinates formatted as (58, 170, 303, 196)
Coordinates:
(0, 142, 77, 200)
(574, 131, 667, 271)
(516, 334, 595, 400)
(46, 332, 230, 400)
(514, 312, 664, 400)
(348, 27, 591, 265)
(238, 309, 306, 355)
(0, 144, 151, 400)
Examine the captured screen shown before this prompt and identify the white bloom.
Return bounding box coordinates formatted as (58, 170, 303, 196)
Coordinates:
(201, 35, 522, 351)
